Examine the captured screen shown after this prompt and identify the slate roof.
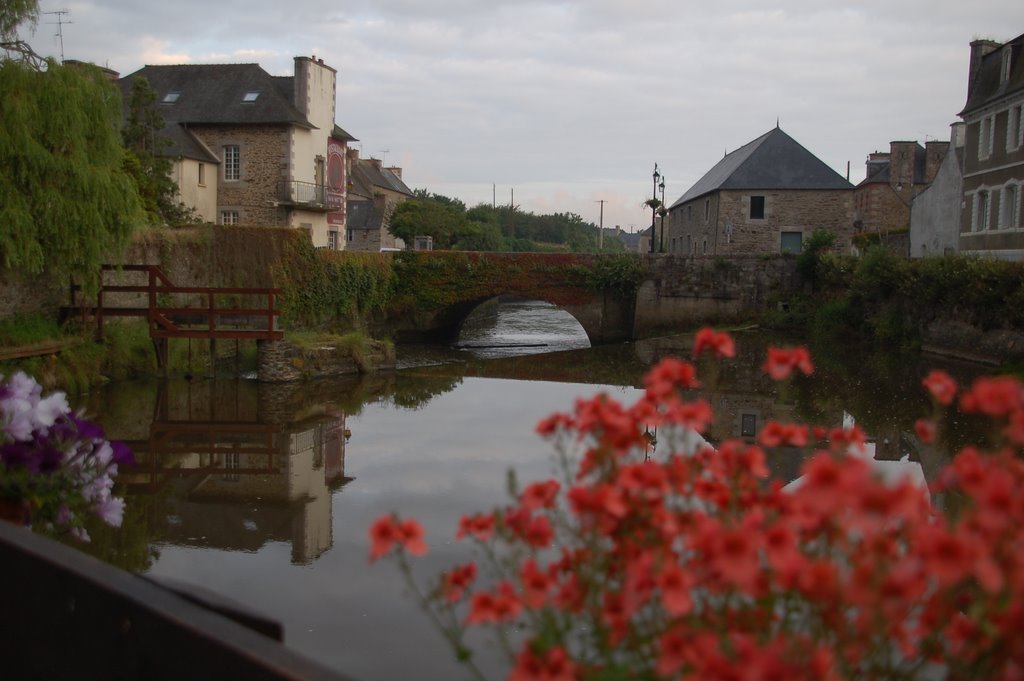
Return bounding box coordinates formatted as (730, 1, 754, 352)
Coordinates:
(346, 200, 384, 231)
(348, 158, 414, 200)
(961, 32, 1024, 116)
(670, 127, 852, 208)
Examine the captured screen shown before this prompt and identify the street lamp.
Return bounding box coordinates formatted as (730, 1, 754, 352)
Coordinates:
(658, 176, 666, 253)
(650, 163, 660, 253)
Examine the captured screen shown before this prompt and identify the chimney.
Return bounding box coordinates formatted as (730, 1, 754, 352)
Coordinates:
(347, 147, 360, 160)
(950, 121, 966, 148)
(371, 158, 383, 170)
(888, 141, 919, 188)
(967, 39, 1000, 99)
(386, 166, 402, 179)
(924, 140, 950, 183)
(865, 151, 889, 180)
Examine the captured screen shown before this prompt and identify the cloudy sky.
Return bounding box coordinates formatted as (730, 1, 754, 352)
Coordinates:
(19, 0, 1024, 232)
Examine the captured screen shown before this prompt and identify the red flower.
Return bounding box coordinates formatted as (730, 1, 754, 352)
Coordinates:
(509, 645, 576, 681)
(693, 327, 736, 359)
(519, 559, 552, 608)
(520, 479, 560, 511)
(960, 376, 1024, 417)
(758, 421, 810, 447)
(657, 564, 694, 616)
(368, 514, 427, 562)
(763, 346, 815, 380)
(922, 370, 957, 406)
(456, 512, 496, 541)
(467, 581, 521, 624)
(644, 357, 700, 400)
(441, 561, 478, 603)
(915, 418, 936, 444)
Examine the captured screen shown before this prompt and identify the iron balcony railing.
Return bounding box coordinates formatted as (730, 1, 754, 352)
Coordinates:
(278, 180, 343, 211)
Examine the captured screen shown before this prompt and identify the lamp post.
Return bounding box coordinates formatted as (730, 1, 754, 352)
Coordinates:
(649, 163, 660, 253)
(659, 176, 666, 253)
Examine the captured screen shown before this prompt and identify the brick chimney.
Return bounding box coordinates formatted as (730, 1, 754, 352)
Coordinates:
(924, 140, 950, 183)
(968, 39, 1000, 99)
(386, 167, 402, 180)
(888, 141, 919, 188)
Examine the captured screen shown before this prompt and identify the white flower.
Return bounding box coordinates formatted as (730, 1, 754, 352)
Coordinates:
(94, 496, 125, 528)
(34, 392, 70, 429)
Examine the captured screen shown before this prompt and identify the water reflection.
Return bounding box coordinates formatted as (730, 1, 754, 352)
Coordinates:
(72, 326, 995, 681)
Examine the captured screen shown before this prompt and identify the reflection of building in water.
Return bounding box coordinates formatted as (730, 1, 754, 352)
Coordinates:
(119, 380, 352, 564)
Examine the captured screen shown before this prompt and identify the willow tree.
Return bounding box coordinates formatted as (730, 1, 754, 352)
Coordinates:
(0, 58, 143, 288)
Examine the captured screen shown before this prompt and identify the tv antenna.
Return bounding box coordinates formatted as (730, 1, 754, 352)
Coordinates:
(44, 9, 71, 63)
(379, 149, 390, 165)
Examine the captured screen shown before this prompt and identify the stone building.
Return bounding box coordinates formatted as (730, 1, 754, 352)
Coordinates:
(665, 127, 854, 257)
(344, 148, 414, 251)
(854, 139, 950, 236)
(119, 56, 354, 250)
(959, 33, 1024, 260)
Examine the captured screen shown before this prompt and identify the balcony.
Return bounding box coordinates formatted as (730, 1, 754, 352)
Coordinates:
(278, 181, 343, 212)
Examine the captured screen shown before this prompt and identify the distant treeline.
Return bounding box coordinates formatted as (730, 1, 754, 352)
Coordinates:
(390, 190, 627, 253)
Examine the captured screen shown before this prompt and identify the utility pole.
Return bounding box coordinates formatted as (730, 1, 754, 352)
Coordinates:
(596, 199, 606, 251)
(492, 183, 496, 209)
(44, 10, 71, 64)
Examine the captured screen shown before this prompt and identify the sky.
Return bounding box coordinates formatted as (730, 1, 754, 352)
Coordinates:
(17, 0, 1024, 232)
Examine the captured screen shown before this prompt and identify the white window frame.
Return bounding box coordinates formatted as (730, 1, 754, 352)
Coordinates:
(1009, 105, 1024, 152)
(197, 163, 205, 187)
(974, 191, 990, 231)
(327, 230, 338, 250)
(979, 115, 995, 160)
(1001, 184, 1020, 229)
(1001, 47, 1012, 84)
(223, 145, 240, 181)
(220, 210, 239, 226)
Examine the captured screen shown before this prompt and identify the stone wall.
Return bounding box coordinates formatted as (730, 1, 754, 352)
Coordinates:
(668, 189, 854, 257)
(190, 125, 290, 226)
(0, 268, 66, 321)
(257, 338, 394, 382)
(633, 254, 800, 337)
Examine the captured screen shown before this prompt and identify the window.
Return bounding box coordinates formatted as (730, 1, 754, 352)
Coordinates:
(704, 198, 710, 222)
(197, 163, 205, 186)
(243, 91, 260, 102)
(222, 452, 240, 482)
(750, 195, 765, 220)
(327, 230, 338, 250)
(220, 210, 239, 225)
(741, 414, 756, 438)
(1001, 185, 1020, 229)
(223, 145, 240, 181)
(702, 239, 708, 255)
(1010, 105, 1024, 151)
(1001, 47, 1012, 84)
(686, 235, 691, 254)
(162, 91, 180, 104)
(780, 231, 803, 254)
(347, 229, 354, 242)
(975, 191, 990, 231)
(687, 205, 692, 221)
(979, 115, 995, 160)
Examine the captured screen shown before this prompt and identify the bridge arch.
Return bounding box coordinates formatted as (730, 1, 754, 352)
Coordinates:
(451, 295, 592, 350)
(383, 252, 638, 347)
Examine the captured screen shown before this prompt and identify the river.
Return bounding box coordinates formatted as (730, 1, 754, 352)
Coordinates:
(71, 298, 994, 680)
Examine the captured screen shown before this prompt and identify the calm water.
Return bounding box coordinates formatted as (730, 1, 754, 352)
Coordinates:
(72, 300, 994, 680)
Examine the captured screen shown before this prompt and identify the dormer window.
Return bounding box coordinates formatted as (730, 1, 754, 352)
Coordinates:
(1001, 47, 1012, 83)
(162, 92, 180, 104)
(242, 91, 260, 102)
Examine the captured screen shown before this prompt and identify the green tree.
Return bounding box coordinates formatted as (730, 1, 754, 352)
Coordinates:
(390, 193, 469, 249)
(0, 59, 143, 287)
(122, 76, 194, 225)
(0, 0, 37, 41)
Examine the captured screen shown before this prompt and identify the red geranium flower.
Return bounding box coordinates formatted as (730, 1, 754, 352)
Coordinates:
(693, 327, 736, 359)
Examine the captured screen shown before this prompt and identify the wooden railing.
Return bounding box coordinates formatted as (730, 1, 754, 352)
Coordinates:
(72, 265, 283, 343)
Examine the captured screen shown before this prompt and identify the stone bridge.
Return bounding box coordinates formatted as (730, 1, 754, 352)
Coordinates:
(378, 251, 800, 345)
